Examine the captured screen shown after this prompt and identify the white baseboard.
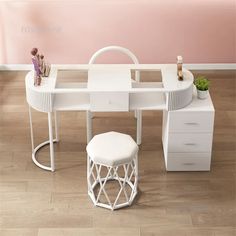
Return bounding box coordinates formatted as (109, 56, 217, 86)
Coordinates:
(0, 63, 235, 71)
(184, 63, 236, 70)
(0, 64, 33, 71)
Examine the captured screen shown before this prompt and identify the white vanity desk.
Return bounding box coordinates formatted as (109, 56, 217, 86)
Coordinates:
(25, 64, 214, 172)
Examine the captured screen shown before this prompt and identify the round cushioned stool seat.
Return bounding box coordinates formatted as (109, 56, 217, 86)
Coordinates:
(86, 131, 138, 166)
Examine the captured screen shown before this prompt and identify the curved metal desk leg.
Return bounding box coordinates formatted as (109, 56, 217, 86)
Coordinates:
(48, 112, 55, 171)
(29, 105, 35, 153)
(29, 106, 57, 172)
(86, 110, 93, 143)
(136, 110, 142, 145)
(54, 111, 59, 142)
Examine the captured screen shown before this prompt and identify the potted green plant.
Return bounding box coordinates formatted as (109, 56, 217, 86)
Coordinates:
(194, 76, 210, 99)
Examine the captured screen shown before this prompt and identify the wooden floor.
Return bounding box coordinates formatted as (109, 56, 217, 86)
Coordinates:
(0, 70, 235, 236)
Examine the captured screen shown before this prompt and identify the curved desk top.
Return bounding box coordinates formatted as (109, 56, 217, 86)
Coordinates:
(26, 64, 193, 92)
(25, 64, 194, 112)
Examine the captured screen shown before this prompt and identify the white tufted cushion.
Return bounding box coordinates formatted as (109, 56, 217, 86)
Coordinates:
(86, 131, 138, 166)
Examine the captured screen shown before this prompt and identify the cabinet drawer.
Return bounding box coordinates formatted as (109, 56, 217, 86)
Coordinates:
(90, 92, 129, 112)
(166, 156, 211, 171)
(167, 152, 212, 159)
(168, 111, 214, 133)
(168, 133, 213, 153)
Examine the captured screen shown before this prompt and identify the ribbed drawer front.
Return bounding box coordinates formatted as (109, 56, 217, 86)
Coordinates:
(168, 133, 213, 153)
(166, 156, 211, 171)
(168, 112, 214, 133)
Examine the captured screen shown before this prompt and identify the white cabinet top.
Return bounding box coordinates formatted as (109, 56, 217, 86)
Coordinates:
(171, 87, 215, 112)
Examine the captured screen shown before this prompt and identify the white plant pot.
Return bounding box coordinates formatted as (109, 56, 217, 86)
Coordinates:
(197, 89, 208, 99)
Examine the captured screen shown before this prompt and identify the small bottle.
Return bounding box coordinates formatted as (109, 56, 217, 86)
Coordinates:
(39, 55, 45, 76)
(177, 56, 183, 81)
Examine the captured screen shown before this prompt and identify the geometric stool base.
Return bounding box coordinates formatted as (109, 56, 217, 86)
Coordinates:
(87, 155, 138, 210)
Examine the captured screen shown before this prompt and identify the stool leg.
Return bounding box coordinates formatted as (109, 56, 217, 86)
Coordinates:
(95, 164, 112, 208)
(113, 165, 129, 208)
(87, 155, 94, 193)
(135, 155, 138, 188)
(87, 155, 91, 193)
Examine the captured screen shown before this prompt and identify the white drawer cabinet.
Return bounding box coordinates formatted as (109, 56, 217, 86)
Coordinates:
(162, 89, 215, 171)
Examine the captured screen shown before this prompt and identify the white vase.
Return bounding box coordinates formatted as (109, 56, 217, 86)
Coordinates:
(197, 89, 208, 99)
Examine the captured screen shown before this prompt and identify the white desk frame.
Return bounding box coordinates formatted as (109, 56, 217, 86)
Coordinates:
(25, 64, 194, 172)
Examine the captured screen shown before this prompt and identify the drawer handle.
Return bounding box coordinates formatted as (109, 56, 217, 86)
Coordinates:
(183, 162, 195, 166)
(184, 143, 196, 146)
(184, 122, 199, 125)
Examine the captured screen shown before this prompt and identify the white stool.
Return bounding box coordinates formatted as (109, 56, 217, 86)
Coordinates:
(86, 131, 139, 210)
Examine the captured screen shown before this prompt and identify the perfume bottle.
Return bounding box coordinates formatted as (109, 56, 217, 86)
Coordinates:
(177, 56, 183, 81)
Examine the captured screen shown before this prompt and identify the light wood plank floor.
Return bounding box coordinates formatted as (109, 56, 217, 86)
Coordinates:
(0, 70, 235, 236)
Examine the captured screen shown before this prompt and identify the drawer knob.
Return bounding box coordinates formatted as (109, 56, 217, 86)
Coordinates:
(183, 162, 195, 166)
(184, 143, 196, 146)
(184, 122, 199, 125)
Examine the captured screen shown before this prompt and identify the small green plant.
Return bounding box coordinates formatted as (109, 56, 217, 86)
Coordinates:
(194, 76, 210, 91)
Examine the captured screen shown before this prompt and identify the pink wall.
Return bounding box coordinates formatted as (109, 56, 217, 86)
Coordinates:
(0, 0, 235, 64)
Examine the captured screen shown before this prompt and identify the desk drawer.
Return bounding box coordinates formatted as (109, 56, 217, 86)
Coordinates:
(166, 156, 211, 171)
(167, 152, 211, 159)
(168, 111, 214, 133)
(90, 92, 129, 112)
(168, 133, 213, 153)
